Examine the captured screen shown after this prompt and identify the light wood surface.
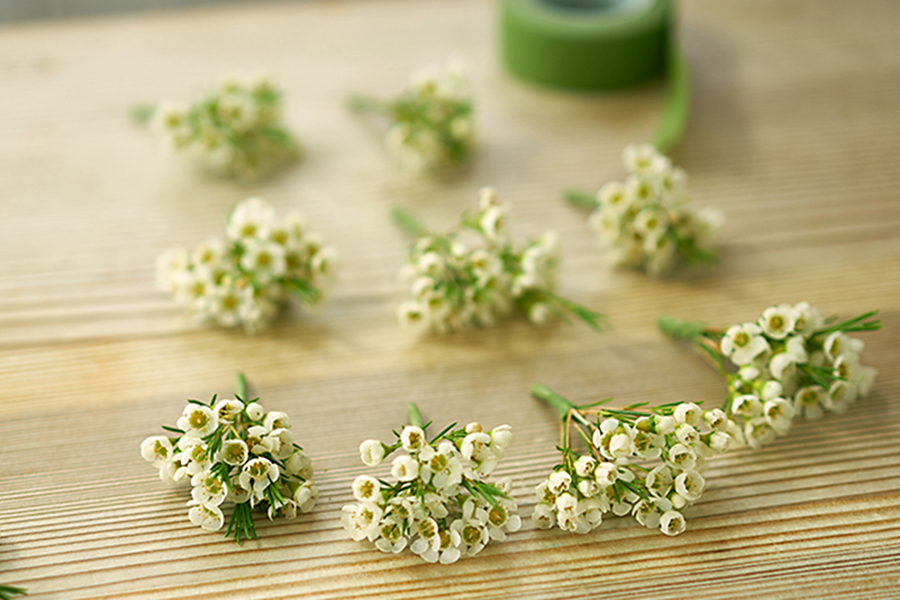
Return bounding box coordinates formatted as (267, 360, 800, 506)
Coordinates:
(1, 0, 899, 598)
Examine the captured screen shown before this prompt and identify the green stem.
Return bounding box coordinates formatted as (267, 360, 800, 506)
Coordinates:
(652, 41, 690, 152)
(235, 372, 248, 400)
(563, 189, 600, 211)
(812, 310, 881, 337)
(391, 207, 426, 237)
(544, 291, 609, 333)
(346, 94, 390, 114)
(407, 402, 425, 429)
(0, 585, 27, 600)
(531, 383, 578, 422)
(130, 103, 156, 125)
(657, 315, 708, 342)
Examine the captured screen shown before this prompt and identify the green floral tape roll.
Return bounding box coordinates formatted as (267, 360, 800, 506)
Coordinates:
(501, 0, 673, 91)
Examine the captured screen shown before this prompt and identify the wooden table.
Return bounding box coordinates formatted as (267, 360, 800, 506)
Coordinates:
(1, 1, 898, 598)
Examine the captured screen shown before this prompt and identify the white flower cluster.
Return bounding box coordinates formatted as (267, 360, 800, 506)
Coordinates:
(343, 420, 519, 564)
(397, 188, 606, 335)
(351, 59, 475, 171)
(532, 386, 740, 537)
(140, 391, 317, 542)
(147, 74, 299, 180)
(156, 197, 338, 331)
(717, 303, 878, 448)
(581, 144, 724, 275)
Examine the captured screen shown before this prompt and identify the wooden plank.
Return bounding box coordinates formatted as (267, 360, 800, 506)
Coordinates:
(0, 0, 898, 598)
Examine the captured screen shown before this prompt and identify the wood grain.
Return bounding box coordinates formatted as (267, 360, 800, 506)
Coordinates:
(1, 0, 899, 598)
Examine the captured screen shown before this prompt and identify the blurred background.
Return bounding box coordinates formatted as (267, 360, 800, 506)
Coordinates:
(0, 0, 270, 22)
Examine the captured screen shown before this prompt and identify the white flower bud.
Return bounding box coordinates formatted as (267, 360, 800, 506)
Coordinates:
(659, 510, 686, 536)
(547, 470, 572, 495)
(246, 402, 265, 421)
(574, 455, 597, 478)
(359, 439, 386, 466)
(656, 415, 677, 435)
(400, 426, 426, 452)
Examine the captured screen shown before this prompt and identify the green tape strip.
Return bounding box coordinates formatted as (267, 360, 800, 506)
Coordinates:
(501, 0, 672, 90)
(501, 0, 689, 148)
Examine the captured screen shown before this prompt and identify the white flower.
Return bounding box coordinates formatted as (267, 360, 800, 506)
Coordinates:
(744, 417, 777, 449)
(141, 436, 173, 467)
(793, 302, 823, 337)
(451, 499, 490, 557)
(703, 409, 728, 432)
(359, 439, 386, 466)
(245, 425, 271, 455)
(760, 380, 783, 401)
(645, 465, 673, 498)
(675, 423, 700, 447)
(374, 519, 408, 554)
(191, 470, 228, 506)
(674, 470, 705, 502)
(763, 398, 796, 434)
(245, 402, 265, 421)
(265, 428, 295, 460)
(341, 502, 383, 542)
(156, 246, 189, 293)
(397, 301, 430, 334)
(693, 206, 725, 247)
(226, 475, 252, 504)
(594, 462, 618, 487)
(188, 503, 225, 532)
(709, 431, 732, 454)
(218, 439, 249, 466)
(240, 457, 279, 494)
(226, 197, 276, 242)
(731, 394, 763, 418)
(769, 352, 798, 383)
(597, 181, 632, 215)
(479, 205, 507, 240)
(391, 455, 419, 482)
(634, 208, 669, 238)
(784, 335, 809, 363)
(856, 365, 877, 397)
(240, 239, 286, 283)
(759, 304, 796, 340)
(656, 415, 677, 435)
(284, 450, 313, 479)
(461, 431, 498, 475)
(667, 443, 696, 471)
(659, 510, 686, 536)
(725, 419, 746, 448)
(574, 455, 597, 478)
(674, 402, 702, 427)
(400, 426, 427, 452)
(555, 492, 579, 523)
(485, 498, 521, 542)
(294, 481, 318, 513)
(793, 385, 829, 420)
(623, 144, 666, 176)
(548, 470, 572, 495)
(263, 411, 291, 431)
(532, 503, 555, 529)
(177, 404, 218, 437)
(213, 399, 244, 422)
(721, 323, 771, 365)
(490, 425, 513, 453)
(578, 479, 600, 498)
(352, 475, 381, 503)
(828, 380, 856, 413)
